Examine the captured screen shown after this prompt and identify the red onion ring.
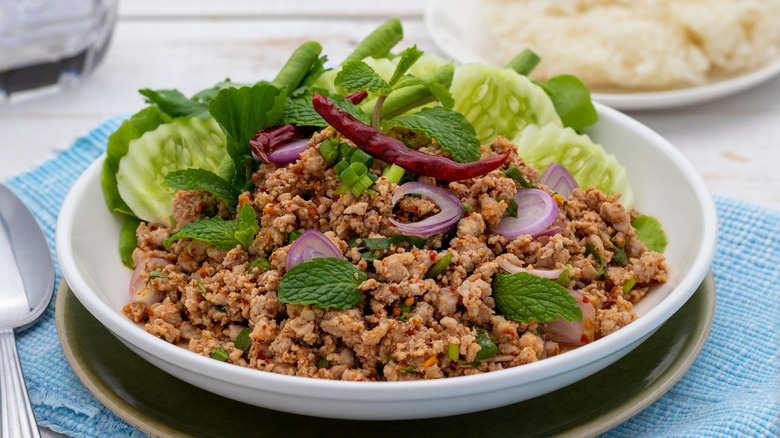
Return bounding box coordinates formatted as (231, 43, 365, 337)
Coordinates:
(543, 289, 597, 346)
(389, 182, 463, 237)
(129, 257, 170, 306)
(490, 189, 558, 240)
(539, 162, 579, 199)
(497, 256, 563, 279)
(286, 229, 344, 271)
(267, 138, 310, 164)
(533, 227, 561, 240)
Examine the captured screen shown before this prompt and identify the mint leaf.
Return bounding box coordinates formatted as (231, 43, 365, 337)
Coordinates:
(335, 61, 392, 95)
(209, 84, 286, 190)
(234, 328, 252, 351)
(632, 214, 667, 253)
(473, 329, 498, 361)
(164, 168, 240, 212)
(492, 272, 582, 323)
(542, 75, 598, 132)
(163, 204, 258, 251)
(119, 216, 141, 268)
(280, 87, 370, 126)
(278, 258, 367, 310)
(393, 76, 454, 108)
(386, 106, 481, 163)
(389, 45, 424, 86)
(139, 88, 210, 119)
(102, 105, 172, 217)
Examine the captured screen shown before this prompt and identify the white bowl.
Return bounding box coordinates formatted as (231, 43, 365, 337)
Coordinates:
(56, 103, 717, 420)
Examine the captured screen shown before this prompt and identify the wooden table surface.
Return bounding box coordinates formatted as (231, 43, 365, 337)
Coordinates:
(2, 1, 778, 436)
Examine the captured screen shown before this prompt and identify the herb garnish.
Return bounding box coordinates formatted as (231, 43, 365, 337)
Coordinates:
(473, 329, 498, 362)
(632, 214, 668, 253)
(164, 168, 240, 212)
(234, 328, 252, 351)
(277, 257, 367, 310)
(163, 204, 258, 251)
(210, 347, 229, 361)
(501, 167, 537, 188)
(146, 271, 169, 285)
(492, 272, 582, 323)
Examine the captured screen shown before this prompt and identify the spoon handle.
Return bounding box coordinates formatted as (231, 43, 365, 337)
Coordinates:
(0, 328, 41, 438)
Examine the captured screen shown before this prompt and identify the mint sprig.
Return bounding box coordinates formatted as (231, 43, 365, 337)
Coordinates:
(163, 204, 258, 251)
(492, 272, 582, 323)
(164, 168, 240, 212)
(278, 257, 367, 310)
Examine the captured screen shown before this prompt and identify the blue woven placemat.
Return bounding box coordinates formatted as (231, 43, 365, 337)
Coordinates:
(4, 118, 779, 438)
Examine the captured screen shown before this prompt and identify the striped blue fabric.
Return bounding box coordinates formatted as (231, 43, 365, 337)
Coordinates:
(4, 119, 779, 437)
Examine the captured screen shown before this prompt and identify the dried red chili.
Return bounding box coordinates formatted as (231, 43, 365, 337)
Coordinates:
(345, 89, 368, 105)
(311, 93, 510, 181)
(250, 124, 316, 163)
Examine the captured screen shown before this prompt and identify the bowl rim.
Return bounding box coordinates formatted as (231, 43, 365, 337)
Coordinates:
(55, 102, 718, 400)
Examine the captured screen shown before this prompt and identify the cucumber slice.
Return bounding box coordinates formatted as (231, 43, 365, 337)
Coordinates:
(450, 64, 561, 144)
(116, 117, 231, 225)
(510, 123, 633, 209)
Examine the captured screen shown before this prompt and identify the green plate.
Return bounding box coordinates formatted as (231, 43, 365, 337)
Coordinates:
(56, 272, 715, 438)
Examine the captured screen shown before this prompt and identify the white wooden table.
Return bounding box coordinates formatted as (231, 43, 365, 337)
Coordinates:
(1, 1, 778, 436)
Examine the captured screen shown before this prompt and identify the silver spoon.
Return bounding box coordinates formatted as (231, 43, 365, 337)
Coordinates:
(0, 184, 54, 438)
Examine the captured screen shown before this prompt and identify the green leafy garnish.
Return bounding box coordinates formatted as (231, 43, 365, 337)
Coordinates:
(163, 204, 258, 251)
(385, 106, 481, 163)
(542, 75, 598, 132)
(389, 45, 425, 85)
(247, 257, 271, 272)
(118, 216, 141, 268)
(102, 105, 172, 217)
(190, 78, 248, 104)
(612, 245, 628, 267)
(234, 328, 252, 351)
(585, 243, 606, 278)
(336, 61, 393, 95)
(210, 347, 229, 361)
(280, 86, 370, 127)
(164, 168, 240, 212)
(501, 167, 537, 189)
(473, 329, 498, 361)
(497, 197, 518, 218)
(197, 281, 226, 312)
(146, 271, 169, 285)
(492, 272, 582, 323)
(277, 257, 368, 310)
(632, 214, 668, 253)
(209, 84, 287, 191)
(139, 88, 210, 119)
(554, 265, 576, 287)
(361, 235, 427, 251)
(399, 365, 417, 372)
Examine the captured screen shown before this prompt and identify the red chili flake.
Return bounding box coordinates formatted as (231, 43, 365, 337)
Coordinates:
(256, 350, 266, 360)
(450, 286, 456, 291)
(601, 296, 616, 309)
(148, 310, 155, 318)
(405, 329, 415, 336)
(581, 334, 591, 344)
(581, 295, 590, 304)
(429, 251, 436, 261)
(259, 187, 268, 193)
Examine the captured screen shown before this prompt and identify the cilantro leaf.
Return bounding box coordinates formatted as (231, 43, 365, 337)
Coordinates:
(278, 257, 367, 310)
(473, 329, 498, 361)
(119, 216, 141, 268)
(234, 328, 252, 351)
(164, 168, 240, 213)
(492, 272, 582, 323)
(393, 76, 454, 108)
(335, 61, 392, 95)
(102, 105, 172, 217)
(385, 106, 481, 163)
(139, 88, 210, 119)
(389, 45, 424, 86)
(632, 214, 668, 253)
(209, 84, 287, 190)
(163, 204, 258, 251)
(542, 75, 598, 132)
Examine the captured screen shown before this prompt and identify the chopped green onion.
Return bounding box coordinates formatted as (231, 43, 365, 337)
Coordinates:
(505, 48, 541, 76)
(210, 347, 229, 361)
(197, 281, 207, 294)
(318, 138, 340, 163)
(349, 173, 375, 198)
(426, 253, 453, 278)
(234, 328, 252, 351)
(247, 256, 271, 272)
(339, 162, 367, 186)
(447, 343, 459, 361)
(623, 278, 637, 294)
(381, 164, 405, 185)
(349, 148, 374, 168)
(333, 159, 351, 175)
(400, 365, 417, 372)
(337, 141, 351, 159)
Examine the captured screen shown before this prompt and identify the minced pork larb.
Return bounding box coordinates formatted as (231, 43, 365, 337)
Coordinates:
(109, 19, 669, 381)
(122, 127, 668, 381)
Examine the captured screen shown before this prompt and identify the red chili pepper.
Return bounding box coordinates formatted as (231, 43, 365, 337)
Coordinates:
(311, 93, 510, 181)
(345, 89, 368, 105)
(250, 124, 316, 163)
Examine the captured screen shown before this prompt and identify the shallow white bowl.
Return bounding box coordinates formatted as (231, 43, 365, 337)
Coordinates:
(56, 103, 717, 420)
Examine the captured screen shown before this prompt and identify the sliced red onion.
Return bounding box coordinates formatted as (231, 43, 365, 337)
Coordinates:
(543, 289, 597, 346)
(497, 256, 563, 279)
(286, 229, 344, 270)
(533, 227, 561, 240)
(129, 257, 170, 306)
(389, 182, 463, 237)
(539, 162, 579, 199)
(267, 138, 310, 164)
(490, 189, 558, 240)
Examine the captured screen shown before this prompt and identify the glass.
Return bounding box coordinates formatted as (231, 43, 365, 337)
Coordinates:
(0, 0, 117, 103)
